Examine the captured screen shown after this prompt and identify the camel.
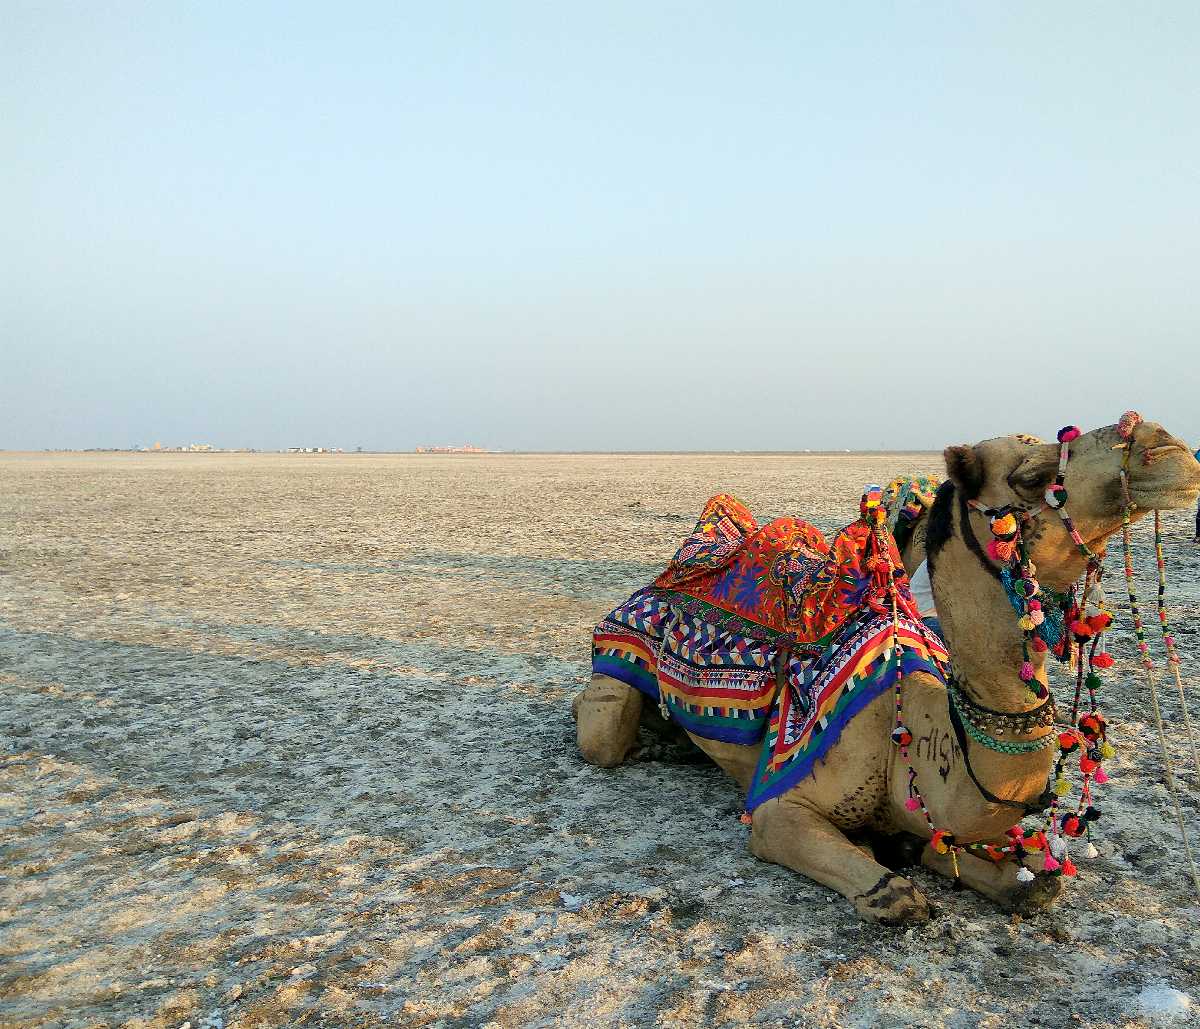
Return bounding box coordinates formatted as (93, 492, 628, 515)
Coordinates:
(575, 418, 1200, 923)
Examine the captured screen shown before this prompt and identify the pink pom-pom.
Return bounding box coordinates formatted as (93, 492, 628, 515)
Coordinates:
(1117, 410, 1142, 440)
(1019, 661, 1035, 682)
(1094, 768, 1109, 784)
(1057, 426, 1082, 443)
(1042, 853, 1061, 872)
(1030, 609, 1045, 626)
(904, 797, 920, 811)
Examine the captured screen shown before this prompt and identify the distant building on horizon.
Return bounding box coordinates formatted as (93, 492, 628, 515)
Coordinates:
(414, 444, 488, 454)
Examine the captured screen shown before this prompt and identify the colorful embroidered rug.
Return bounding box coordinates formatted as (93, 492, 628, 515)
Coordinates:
(592, 492, 950, 810)
(652, 493, 907, 641)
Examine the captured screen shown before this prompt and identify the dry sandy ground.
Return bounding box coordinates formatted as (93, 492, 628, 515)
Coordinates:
(1, 452, 1199, 1029)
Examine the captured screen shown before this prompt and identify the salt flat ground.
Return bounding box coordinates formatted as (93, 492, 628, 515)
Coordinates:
(1, 452, 1199, 1029)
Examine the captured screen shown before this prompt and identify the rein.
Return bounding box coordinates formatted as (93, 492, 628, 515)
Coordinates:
(915, 424, 1120, 874)
(914, 414, 1200, 896)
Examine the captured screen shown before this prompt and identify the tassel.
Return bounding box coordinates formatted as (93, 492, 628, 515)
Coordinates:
(1062, 858, 1078, 877)
(1093, 767, 1109, 784)
(1042, 853, 1061, 872)
(1016, 866, 1036, 883)
(1085, 842, 1099, 859)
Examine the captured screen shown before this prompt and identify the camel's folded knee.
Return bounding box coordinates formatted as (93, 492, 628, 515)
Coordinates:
(574, 676, 643, 768)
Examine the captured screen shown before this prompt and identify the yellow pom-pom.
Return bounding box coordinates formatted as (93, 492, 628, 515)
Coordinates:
(1100, 742, 1116, 759)
(992, 513, 1018, 536)
(1018, 615, 1035, 631)
(1054, 778, 1072, 796)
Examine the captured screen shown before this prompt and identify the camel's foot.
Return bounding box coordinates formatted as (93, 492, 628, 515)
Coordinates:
(573, 675, 643, 768)
(1000, 870, 1066, 915)
(750, 797, 931, 926)
(852, 872, 932, 926)
(922, 844, 1066, 914)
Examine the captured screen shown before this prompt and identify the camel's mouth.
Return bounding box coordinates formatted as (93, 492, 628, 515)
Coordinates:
(1126, 443, 1200, 512)
(1129, 484, 1200, 512)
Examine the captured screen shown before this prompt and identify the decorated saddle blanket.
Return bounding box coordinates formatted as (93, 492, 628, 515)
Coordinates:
(593, 492, 949, 810)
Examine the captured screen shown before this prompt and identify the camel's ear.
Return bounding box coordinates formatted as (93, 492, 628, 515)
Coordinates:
(943, 444, 984, 499)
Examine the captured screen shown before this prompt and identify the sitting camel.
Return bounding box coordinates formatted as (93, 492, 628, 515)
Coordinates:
(575, 418, 1200, 923)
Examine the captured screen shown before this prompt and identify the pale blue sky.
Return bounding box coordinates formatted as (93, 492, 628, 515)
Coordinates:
(4, 3, 1198, 451)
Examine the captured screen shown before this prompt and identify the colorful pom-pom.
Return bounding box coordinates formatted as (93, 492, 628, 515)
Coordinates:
(1016, 866, 1036, 883)
(986, 539, 1002, 561)
(1054, 778, 1072, 796)
(1044, 484, 1068, 508)
(1061, 858, 1078, 877)
(904, 796, 920, 811)
(1117, 410, 1142, 440)
(1031, 636, 1049, 653)
(1042, 853, 1061, 872)
(891, 725, 913, 747)
(1019, 661, 1035, 682)
(930, 829, 954, 855)
(1057, 426, 1082, 443)
(1093, 653, 1115, 669)
(1085, 842, 1100, 859)
(991, 512, 1018, 537)
(1093, 767, 1109, 784)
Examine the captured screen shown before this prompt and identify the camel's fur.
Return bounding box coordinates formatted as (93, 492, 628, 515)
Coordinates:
(575, 419, 1200, 923)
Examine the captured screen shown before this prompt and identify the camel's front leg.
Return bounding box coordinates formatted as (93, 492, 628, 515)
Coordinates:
(921, 845, 1064, 914)
(751, 796, 931, 924)
(573, 675, 643, 767)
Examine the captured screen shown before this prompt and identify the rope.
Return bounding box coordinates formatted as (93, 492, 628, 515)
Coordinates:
(1120, 467, 1200, 897)
(1154, 509, 1200, 775)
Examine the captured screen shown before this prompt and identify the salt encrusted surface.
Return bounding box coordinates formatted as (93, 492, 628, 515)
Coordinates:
(1, 451, 1198, 1028)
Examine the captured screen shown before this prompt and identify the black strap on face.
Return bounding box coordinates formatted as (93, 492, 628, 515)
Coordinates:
(946, 697, 1055, 815)
(957, 490, 1003, 581)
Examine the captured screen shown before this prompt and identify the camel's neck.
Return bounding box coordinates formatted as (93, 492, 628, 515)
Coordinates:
(928, 490, 1056, 712)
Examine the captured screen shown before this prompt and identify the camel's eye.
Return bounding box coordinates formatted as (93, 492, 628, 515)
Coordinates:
(1007, 454, 1058, 494)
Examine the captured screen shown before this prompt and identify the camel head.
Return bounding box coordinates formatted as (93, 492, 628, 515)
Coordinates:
(943, 416, 1200, 589)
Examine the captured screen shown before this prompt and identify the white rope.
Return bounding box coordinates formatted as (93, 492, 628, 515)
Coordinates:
(1120, 469, 1200, 898)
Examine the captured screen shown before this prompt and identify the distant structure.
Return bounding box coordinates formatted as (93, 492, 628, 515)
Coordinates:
(285, 447, 344, 454)
(414, 444, 488, 454)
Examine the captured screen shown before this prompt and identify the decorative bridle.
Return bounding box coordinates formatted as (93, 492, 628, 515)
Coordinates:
(892, 413, 1197, 887)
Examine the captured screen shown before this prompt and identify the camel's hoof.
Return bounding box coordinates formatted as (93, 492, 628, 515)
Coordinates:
(853, 872, 931, 925)
(1003, 872, 1066, 915)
